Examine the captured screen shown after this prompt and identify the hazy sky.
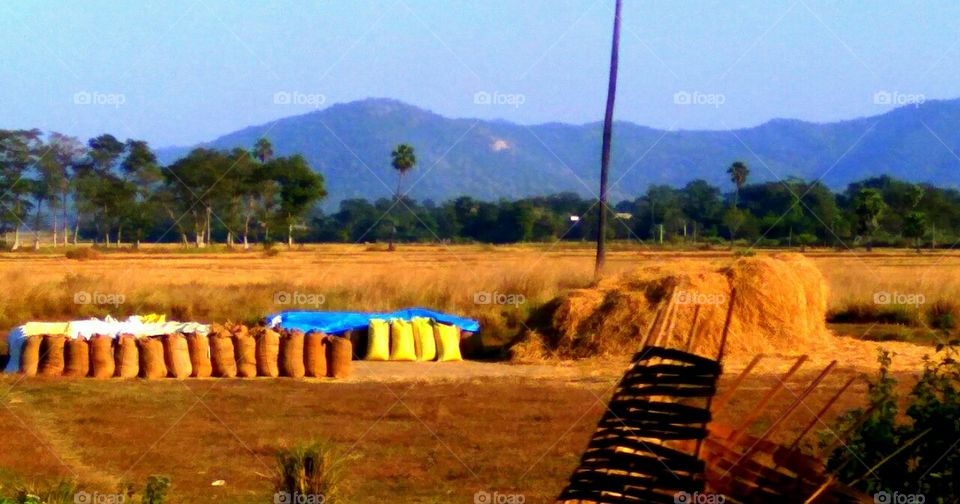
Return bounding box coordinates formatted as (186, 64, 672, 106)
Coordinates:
(2, 0, 959, 147)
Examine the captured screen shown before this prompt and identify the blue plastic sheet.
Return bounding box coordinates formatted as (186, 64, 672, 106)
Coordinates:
(267, 308, 481, 335)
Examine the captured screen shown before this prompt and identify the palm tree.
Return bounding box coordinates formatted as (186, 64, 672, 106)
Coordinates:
(595, 0, 622, 278)
(389, 144, 416, 251)
(727, 161, 749, 208)
(253, 137, 274, 163)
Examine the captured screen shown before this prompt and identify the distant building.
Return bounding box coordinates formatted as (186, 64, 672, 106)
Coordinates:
(615, 212, 632, 220)
(569, 215, 580, 222)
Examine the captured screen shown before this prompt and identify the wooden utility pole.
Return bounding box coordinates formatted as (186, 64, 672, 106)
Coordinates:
(594, 0, 622, 278)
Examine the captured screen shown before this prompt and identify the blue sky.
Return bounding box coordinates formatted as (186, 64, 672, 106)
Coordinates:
(1, 0, 958, 147)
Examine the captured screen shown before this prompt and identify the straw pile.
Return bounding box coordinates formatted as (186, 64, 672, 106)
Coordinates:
(511, 253, 834, 361)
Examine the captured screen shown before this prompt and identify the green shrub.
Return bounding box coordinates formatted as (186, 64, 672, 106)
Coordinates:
(275, 441, 342, 504)
(143, 475, 171, 504)
(927, 300, 958, 332)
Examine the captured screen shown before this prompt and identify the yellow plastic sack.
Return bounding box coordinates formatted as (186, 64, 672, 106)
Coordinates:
(412, 317, 437, 361)
(389, 319, 416, 362)
(435, 323, 463, 362)
(21, 322, 69, 337)
(140, 313, 167, 324)
(366, 319, 390, 361)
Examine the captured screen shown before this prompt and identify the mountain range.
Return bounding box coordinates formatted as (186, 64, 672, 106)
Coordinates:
(157, 97, 960, 209)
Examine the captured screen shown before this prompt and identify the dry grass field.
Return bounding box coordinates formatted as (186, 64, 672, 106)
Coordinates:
(0, 244, 956, 502)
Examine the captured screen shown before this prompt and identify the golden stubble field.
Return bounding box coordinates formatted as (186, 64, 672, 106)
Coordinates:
(0, 244, 956, 502)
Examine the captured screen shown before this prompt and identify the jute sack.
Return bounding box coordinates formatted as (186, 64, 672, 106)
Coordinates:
(210, 332, 237, 378)
(38, 335, 67, 377)
(90, 334, 116, 378)
(63, 338, 90, 377)
(186, 332, 212, 378)
(234, 332, 257, 378)
(326, 336, 352, 378)
(18, 335, 41, 376)
(304, 330, 328, 378)
(163, 333, 192, 379)
(254, 327, 280, 377)
(138, 337, 167, 379)
(113, 334, 138, 378)
(280, 329, 305, 378)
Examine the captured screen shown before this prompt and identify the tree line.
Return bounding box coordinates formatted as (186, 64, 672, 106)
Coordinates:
(2, 128, 957, 250)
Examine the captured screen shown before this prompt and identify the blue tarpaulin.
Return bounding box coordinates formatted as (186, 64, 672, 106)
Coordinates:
(267, 308, 480, 335)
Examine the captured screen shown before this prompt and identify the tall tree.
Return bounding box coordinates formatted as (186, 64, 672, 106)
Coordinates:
(727, 161, 750, 208)
(266, 155, 327, 247)
(388, 143, 416, 251)
(253, 137, 274, 163)
(595, 0, 622, 278)
(0, 129, 42, 250)
(46, 133, 85, 246)
(854, 188, 885, 251)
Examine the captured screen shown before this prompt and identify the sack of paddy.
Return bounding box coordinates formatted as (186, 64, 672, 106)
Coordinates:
(186, 332, 212, 378)
(162, 333, 193, 379)
(411, 317, 437, 361)
(254, 327, 280, 377)
(113, 334, 138, 378)
(18, 335, 41, 376)
(346, 326, 368, 360)
(38, 334, 67, 377)
(233, 331, 258, 378)
(434, 323, 463, 362)
(366, 319, 390, 361)
(90, 334, 116, 378)
(389, 319, 416, 362)
(326, 336, 352, 378)
(63, 338, 90, 377)
(138, 336, 167, 379)
(304, 330, 328, 378)
(210, 331, 237, 378)
(279, 329, 306, 378)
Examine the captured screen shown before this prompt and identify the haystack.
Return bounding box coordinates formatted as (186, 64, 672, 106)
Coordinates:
(511, 253, 833, 361)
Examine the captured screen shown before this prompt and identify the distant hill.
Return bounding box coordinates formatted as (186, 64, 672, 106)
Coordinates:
(157, 97, 960, 208)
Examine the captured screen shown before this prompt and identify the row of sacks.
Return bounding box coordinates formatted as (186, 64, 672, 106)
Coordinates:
(364, 317, 463, 361)
(17, 323, 352, 379)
